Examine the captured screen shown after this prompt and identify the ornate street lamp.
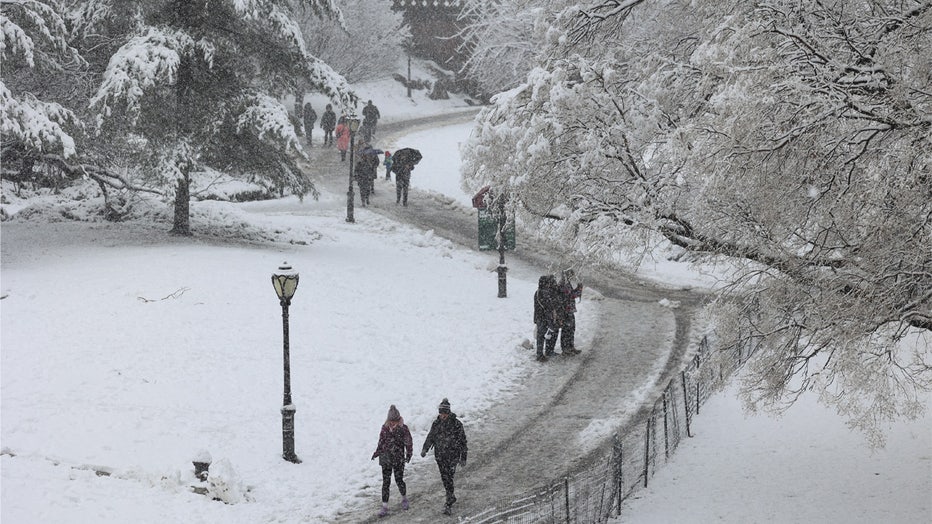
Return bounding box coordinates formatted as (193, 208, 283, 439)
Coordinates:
(346, 114, 361, 223)
(271, 262, 301, 463)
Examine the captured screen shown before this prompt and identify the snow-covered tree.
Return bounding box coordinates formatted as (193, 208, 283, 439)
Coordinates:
(89, 0, 355, 235)
(295, 0, 408, 84)
(1, 0, 83, 163)
(462, 0, 932, 444)
(457, 0, 563, 96)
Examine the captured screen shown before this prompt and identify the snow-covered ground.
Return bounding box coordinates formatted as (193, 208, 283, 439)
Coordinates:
(616, 379, 932, 524)
(2, 64, 930, 523)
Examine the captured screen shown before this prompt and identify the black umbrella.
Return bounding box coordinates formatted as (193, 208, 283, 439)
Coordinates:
(392, 147, 422, 167)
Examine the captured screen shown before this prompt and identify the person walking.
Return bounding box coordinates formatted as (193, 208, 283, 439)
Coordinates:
(321, 104, 336, 146)
(420, 398, 468, 515)
(371, 404, 413, 518)
(534, 275, 560, 361)
(302, 102, 317, 147)
(362, 99, 381, 141)
(390, 148, 421, 206)
(383, 151, 393, 180)
(335, 116, 350, 161)
(355, 145, 380, 206)
(557, 269, 584, 355)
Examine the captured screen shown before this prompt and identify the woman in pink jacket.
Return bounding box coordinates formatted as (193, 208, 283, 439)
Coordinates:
(335, 116, 350, 161)
(371, 404, 413, 517)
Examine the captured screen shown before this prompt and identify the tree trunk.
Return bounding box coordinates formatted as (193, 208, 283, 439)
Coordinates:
(170, 175, 191, 236)
(294, 91, 305, 136)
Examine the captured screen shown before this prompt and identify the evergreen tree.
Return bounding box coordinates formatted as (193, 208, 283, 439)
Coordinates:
(1, 0, 83, 166)
(89, 0, 355, 235)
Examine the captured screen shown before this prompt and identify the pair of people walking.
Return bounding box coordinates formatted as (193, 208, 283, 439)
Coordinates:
(533, 269, 583, 361)
(371, 398, 468, 517)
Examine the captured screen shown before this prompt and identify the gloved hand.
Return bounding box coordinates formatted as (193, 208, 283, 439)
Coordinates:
(420, 451, 426, 458)
(406, 455, 412, 463)
(459, 457, 466, 466)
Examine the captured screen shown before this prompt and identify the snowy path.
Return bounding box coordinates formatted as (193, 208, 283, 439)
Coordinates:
(290, 112, 707, 522)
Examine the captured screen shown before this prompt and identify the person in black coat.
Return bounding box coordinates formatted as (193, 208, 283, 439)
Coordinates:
(355, 145, 380, 206)
(391, 148, 421, 206)
(321, 104, 336, 146)
(534, 274, 560, 361)
(302, 103, 317, 146)
(556, 269, 583, 355)
(420, 398, 468, 515)
(361, 99, 380, 140)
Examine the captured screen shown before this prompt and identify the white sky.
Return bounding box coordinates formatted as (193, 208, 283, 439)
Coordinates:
(2, 61, 930, 524)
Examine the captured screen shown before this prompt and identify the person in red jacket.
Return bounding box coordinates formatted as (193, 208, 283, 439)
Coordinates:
(335, 116, 350, 161)
(371, 404, 413, 517)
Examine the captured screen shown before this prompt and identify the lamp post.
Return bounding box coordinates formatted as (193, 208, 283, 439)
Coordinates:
(271, 262, 301, 464)
(345, 114, 361, 223)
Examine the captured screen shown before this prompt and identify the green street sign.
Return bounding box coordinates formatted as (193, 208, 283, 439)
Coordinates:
(478, 207, 515, 251)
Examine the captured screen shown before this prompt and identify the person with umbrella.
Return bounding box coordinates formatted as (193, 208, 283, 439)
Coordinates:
(391, 147, 422, 206)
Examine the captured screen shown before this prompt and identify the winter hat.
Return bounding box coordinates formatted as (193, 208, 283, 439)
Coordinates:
(385, 151, 391, 157)
(438, 398, 451, 414)
(387, 404, 401, 422)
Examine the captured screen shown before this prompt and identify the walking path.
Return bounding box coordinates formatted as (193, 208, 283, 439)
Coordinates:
(298, 111, 707, 522)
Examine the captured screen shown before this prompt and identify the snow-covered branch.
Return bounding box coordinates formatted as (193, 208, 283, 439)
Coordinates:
(1, 80, 78, 156)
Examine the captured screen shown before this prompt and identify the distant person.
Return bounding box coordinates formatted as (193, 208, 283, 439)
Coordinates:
(335, 116, 350, 161)
(534, 274, 560, 361)
(383, 151, 393, 180)
(556, 269, 583, 355)
(371, 404, 413, 518)
(355, 145, 380, 206)
(421, 398, 468, 515)
(362, 99, 381, 141)
(321, 104, 336, 146)
(302, 102, 317, 146)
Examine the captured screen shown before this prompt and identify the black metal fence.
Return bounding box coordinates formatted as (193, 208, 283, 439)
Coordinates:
(461, 328, 758, 523)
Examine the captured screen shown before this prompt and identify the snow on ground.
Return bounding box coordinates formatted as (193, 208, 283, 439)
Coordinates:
(298, 57, 480, 128)
(616, 378, 932, 524)
(0, 156, 542, 523)
(2, 65, 930, 523)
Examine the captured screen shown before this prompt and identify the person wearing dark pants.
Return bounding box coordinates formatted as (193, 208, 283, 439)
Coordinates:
(420, 398, 468, 515)
(320, 104, 336, 146)
(390, 149, 421, 206)
(557, 269, 583, 355)
(395, 171, 410, 206)
(371, 405, 413, 518)
(533, 274, 560, 361)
